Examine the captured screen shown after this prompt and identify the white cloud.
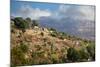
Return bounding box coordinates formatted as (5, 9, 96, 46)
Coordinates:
(12, 5, 51, 20)
(57, 5, 95, 40)
(58, 5, 95, 21)
(77, 6, 95, 21)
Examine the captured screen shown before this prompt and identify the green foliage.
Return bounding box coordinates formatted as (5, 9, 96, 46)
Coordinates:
(14, 17, 29, 29)
(25, 18, 32, 28)
(67, 48, 80, 62)
(57, 32, 66, 39)
(20, 42, 29, 53)
(49, 28, 58, 37)
(11, 42, 29, 66)
(50, 28, 56, 32)
(86, 43, 95, 61)
(11, 46, 25, 66)
(50, 30, 58, 37)
(50, 32, 57, 37)
(25, 17, 31, 22)
(11, 46, 24, 60)
(51, 53, 59, 63)
(13, 17, 40, 30)
(78, 48, 90, 61)
(67, 42, 95, 62)
(11, 17, 95, 65)
(22, 28, 26, 33)
(32, 20, 39, 27)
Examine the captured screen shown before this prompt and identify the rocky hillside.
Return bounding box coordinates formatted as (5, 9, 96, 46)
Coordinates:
(11, 17, 95, 66)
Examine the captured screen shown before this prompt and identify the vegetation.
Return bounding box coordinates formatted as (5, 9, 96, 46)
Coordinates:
(32, 20, 39, 27)
(14, 17, 29, 29)
(86, 43, 95, 61)
(11, 17, 95, 66)
(78, 48, 90, 61)
(20, 42, 29, 53)
(67, 48, 80, 62)
(12, 17, 39, 33)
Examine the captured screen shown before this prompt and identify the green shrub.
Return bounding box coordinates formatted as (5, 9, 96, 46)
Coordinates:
(79, 48, 90, 61)
(50, 28, 56, 32)
(67, 48, 80, 62)
(20, 42, 29, 53)
(86, 43, 95, 61)
(50, 32, 57, 37)
(11, 42, 29, 66)
(51, 54, 59, 63)
(11, 46, 25, 66)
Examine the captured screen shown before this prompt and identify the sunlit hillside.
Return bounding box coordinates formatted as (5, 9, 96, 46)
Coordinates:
(11, 17, 95, 66)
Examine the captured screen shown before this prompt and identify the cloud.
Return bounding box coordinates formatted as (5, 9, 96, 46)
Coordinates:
(11, 4, 95, 40)
(58, 5, 95, 21)
(49, 5, 95, 40)
(12, 5, 51, 20)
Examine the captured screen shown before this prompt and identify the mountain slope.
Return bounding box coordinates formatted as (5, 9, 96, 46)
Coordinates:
(11, 17, 95, 66)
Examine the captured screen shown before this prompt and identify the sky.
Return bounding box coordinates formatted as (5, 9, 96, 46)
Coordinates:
(11, 0, 95, 40)
(11, 0, 60, 19)
(11, 0, 95, 20)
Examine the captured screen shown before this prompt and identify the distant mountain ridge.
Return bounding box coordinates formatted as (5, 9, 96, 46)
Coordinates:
(39, 16, 95, 41)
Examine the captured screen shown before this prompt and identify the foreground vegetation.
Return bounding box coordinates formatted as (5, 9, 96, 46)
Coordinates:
(11, 17, 95, 67)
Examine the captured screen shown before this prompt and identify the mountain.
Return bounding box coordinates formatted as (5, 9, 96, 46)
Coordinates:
(39, 16, 95, 41)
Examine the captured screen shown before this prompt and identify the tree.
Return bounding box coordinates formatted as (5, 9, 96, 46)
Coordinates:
(13, 17, 29, 32)
(14, 17, 23, 27)
(25, 17, 32, 28)
(14, 17, 29, 29)
(25, 17, 31, 22)
(31, 20, 39, 28)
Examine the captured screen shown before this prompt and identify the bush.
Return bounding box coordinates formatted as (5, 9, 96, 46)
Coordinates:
(67, 48, 80, 62)
(22, 28, 26, 33)
(11, 28, 15, 33)
(78, 48, 90, 61)
(51, 54, 59, 63)
(40, 32, 44, 36)
(11, 42, 29, 66)
(86, 43, 95, 61)
(50, 32, 57, 37)
(50, 29, 58, 37)
(50, 28, 56, 32)
(20, 42, 29, 53)
(11, 46, 25, 66)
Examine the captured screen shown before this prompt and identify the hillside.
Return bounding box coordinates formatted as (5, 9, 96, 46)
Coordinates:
(11, 17, 95, 66)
